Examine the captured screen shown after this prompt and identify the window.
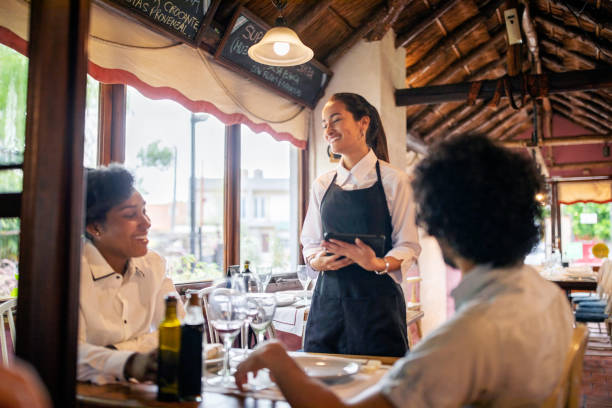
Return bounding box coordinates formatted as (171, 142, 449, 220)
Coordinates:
(561, 202, 611, 265)
(124, 87, 225, 283)
(239, 126, 298, 271)
(84, 75, 100, 168)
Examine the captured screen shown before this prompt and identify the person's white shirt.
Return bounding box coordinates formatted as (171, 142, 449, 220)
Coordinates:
(378, 263, 574, 407)
(301, 149, 421, 283)
(77, 241, 184, 384)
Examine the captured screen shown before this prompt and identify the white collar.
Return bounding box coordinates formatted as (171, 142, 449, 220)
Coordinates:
(84, 240, 144, 281)
(336, 149, 377, 186)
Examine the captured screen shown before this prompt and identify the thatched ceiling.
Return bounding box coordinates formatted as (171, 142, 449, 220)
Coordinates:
(114, 0, 612, 178)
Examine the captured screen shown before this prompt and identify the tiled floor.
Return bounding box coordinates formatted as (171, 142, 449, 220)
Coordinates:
(583, 354, 612, 406)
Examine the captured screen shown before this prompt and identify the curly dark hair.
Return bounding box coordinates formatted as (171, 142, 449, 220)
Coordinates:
(85, 164, 135, 238)
(330, 93, 389, 162)
(411, 134, 543, 267)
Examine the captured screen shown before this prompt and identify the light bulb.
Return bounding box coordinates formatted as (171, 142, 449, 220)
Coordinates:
(273, 41, 290, 56)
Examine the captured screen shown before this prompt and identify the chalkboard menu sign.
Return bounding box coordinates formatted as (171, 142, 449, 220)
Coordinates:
(104, 0, 214, 44)
(215, 7, 332, 109)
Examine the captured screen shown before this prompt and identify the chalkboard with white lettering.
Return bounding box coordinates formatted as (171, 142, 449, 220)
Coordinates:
(105, 0, 212, 44)
(215, 7, 332, 109)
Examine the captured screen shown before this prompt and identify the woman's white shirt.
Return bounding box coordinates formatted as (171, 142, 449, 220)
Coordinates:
(77, 241, 185, 384)
(301, 150, 421, 283)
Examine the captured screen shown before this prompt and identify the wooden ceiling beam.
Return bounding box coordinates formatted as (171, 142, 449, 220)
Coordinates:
(425, 29, 506, 86)
(406, 131, 429, 154)
(561, 94, 612, 125)
(396, 0, 463, 48)
(551, 95, 612, 131)
(471, 103, 516, 135)
(546, 0, 612, 38)
(489, 108, 531, 140)
(540, 39, 602, 69)
(408, 59, 505, 134)
(502, 133, 612, 148)
(405, 0, 506, 76)
(424, 101, 485, 142)
(292, 0, 333, 34)
(369, 0, 411, 41)
(552, 102, 609, 134)
(396, 68, 612, 106)
(498, 118, 531, 141)
(572, 92, 612, 117)
(535, 15, 612, 61)
(551, 160, 612, 171)
(529, 146, 551, 178)
(324, 4, 389, 66)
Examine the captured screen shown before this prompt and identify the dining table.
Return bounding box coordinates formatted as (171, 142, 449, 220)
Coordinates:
(76, 352, 399, 408)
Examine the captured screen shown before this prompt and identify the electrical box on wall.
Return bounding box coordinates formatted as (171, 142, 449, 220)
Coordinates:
(504, 8, 522, 45)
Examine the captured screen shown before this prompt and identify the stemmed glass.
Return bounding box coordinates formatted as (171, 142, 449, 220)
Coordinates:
(296, 265, 311, 303)
(254, 266, 273, 292)
(207, 287, 246, 386)
(248, 293, 277, 344)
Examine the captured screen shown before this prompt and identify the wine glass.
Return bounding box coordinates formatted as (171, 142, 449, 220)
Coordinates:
(207, 287, 246, 386)
(230, 273, 260, 359)
(248, 293, 277, 344)
(254, 266, 273, 292)
(296, 265, 311, 303)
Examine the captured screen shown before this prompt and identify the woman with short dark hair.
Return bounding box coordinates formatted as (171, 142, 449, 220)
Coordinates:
(78, 164, 184, 384)
(301, 93, 420, 357)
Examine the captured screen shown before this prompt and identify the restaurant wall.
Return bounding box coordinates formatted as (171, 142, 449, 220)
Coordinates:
(310, 32, 450, 336)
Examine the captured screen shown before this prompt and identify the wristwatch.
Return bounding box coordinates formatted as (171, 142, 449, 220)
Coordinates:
(375, 258, 390, 275)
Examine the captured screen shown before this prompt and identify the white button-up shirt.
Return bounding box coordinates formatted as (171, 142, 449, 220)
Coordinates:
(301, 150, 420, 283)
(77, 241, 184, 384)
(378, 263, 574, 407)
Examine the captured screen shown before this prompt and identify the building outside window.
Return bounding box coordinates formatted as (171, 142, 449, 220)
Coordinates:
(124, 87, 225, 283)
(239, 125, 298, 272)
(561, 202, 611, 265)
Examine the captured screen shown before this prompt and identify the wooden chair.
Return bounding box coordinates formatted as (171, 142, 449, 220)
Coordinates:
(540, 324, 589, 408)
(404, 277, 423, 348)
(0, 298, 16, 366)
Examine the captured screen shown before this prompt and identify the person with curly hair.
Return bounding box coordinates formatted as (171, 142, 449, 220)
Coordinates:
(78, 164, 184, 384)
(301, 92, 420, 357)
(235, 134, 574, 408)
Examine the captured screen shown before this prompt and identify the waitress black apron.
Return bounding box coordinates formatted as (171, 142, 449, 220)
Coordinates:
(303, 161, 408, 357)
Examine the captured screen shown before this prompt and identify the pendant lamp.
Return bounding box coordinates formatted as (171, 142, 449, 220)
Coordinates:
(248, 0, 314, 67)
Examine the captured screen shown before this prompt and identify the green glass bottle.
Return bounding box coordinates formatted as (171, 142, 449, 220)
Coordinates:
(157, 295, 181, 401)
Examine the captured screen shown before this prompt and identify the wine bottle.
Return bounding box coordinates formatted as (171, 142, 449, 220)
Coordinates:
(178, 293, 204, 401)
(157, 295, 181, 402)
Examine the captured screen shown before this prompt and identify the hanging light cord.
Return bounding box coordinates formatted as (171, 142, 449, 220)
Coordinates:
(197, 48, 305, 124)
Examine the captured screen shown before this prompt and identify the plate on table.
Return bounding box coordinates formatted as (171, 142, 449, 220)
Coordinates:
(275, 293, 297, 307)
(291, 355, 360, 380)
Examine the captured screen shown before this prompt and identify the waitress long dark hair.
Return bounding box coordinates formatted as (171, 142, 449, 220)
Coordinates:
(301, 92, 420, 357)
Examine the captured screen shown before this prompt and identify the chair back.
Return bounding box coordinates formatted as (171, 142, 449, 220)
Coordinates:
(404, 276, 421, 311)
(0, 298, 17, 366)
(540, 324, 589, 408)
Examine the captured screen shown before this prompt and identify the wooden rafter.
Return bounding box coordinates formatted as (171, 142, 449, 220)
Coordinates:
(535, 15, 612, 61)
(498, 119, 531, 141)
(502, 133, 612, 148)
(408, 59, 505, 134)
(396, 68, 612, 106)
(368, 0, 411, 41)
(546, 0, 612, 35)
(424, 101, 485, 142)
(490, 108, 532, 140)
(292, 0, 333, 34)
(470, 103, 516, 134)
(324, 4, 388, 66)
(551, 160, 612, 171)
(405, 0, 505, 76)
(560, 94, 612, 125)
(551, 95, 612, 131)
(540, 39, 602, 69)
(396, 0, 463, 48)
(552, 102, 609, 134)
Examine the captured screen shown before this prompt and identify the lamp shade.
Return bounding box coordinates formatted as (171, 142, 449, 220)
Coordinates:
(248, 26, 314, 67)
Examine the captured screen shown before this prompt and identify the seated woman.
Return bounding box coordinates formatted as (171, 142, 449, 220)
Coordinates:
(78, 164, 184, 384)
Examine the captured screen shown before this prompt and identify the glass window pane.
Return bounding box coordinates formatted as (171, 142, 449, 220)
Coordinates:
(84, 76, 99, 167)
(240, 126, 298, 272)
(124, 87, 225, 283)
(0, 44, 27, 166)
(0, 218, 19, 297)
(561, 202, 612, 265)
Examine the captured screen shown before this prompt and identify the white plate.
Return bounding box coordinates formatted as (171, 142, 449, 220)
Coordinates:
(275, 293, 297, 307)
(292, 355, 360, 380)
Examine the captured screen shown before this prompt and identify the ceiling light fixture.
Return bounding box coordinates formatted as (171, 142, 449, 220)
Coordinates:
(248, 0, 314, 67)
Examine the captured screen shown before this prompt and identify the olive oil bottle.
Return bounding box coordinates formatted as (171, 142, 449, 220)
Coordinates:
(157, 295, 181, 401)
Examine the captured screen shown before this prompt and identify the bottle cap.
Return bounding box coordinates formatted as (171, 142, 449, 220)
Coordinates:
(164, 294, 178, 303)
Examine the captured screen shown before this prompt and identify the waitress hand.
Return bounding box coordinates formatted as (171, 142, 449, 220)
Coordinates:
(322, 238, 380, 272)
(309, 249, 353, 271)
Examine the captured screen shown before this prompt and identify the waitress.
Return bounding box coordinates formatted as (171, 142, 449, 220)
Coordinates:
(301, 93, 420, 357)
